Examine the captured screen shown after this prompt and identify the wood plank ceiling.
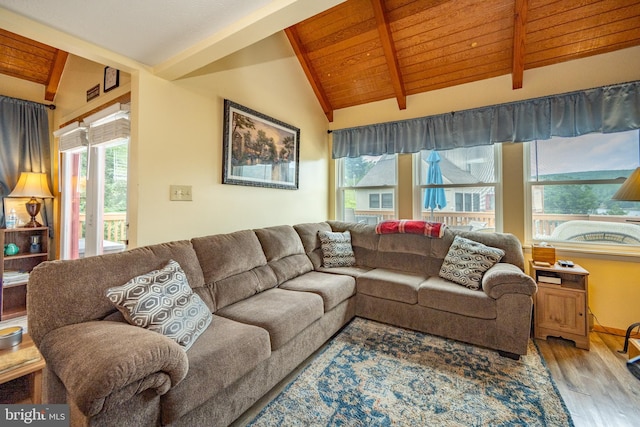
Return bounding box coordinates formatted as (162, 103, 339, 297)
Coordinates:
(286, 0, 640, 121)
(0, 29, 68, 102)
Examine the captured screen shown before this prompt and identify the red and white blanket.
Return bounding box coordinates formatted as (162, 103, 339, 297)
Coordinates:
(375, 220, 446, 238)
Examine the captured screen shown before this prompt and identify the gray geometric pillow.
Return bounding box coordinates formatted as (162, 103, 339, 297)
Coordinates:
(439, 235, 505, 290)
(318, 230, 356, 267)
(106, 259, 212, 350)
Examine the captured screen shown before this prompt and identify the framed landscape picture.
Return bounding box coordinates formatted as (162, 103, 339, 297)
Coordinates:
(222, 99, 300, 190)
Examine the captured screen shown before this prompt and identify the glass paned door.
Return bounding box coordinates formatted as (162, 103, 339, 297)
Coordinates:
(60, 140, 128, 259)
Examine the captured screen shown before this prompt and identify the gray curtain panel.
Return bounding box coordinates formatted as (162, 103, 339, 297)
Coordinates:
(332, 80, 640, 158)
(0, 95, 52, 231)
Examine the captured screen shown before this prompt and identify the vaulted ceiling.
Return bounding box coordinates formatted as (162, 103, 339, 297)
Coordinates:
(1, 0, 639, 115)
(285, 0, 640, 121)
(0, 29, 67, 101)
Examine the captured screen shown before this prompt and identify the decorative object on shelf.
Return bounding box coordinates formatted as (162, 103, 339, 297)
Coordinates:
(104, 66, 120, 92)
(0, 326, 23, 350)
(222, 99, 300, 190)
(4, 243, 19, 256)
(29, 235, 41, 253)
(5, 208, 17, 229)
(8, 172, 53, 228)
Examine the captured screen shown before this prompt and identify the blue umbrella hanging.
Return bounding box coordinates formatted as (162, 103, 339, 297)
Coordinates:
(424, 150, 447, 220)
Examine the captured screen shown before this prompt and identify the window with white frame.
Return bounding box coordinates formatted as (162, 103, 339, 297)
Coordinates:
(414, 145, 500, 231)
(526, 130, 640, 248)
(337, 154, 397, 224)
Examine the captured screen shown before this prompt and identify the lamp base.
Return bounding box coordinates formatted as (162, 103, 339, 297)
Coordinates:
(24, 197, 42, 228)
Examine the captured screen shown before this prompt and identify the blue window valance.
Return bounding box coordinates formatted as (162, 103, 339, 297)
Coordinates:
(332, 80, 640, 158)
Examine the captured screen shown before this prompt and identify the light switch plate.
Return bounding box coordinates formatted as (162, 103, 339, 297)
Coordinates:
(170, 185, 192, 201)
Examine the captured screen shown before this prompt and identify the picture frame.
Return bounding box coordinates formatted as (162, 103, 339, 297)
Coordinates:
(3, 198, 43, 228)
(222, 99, 300, 190)
(104, 66, 120, 92)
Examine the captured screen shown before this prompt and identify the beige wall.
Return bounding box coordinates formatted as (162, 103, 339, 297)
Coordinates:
(330, 46, 640, 331)
(49, 33, 329, 247)
(131, 32, 329, 246)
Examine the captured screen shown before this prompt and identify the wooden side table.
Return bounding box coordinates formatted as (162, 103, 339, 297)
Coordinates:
(529, 260, 590, 350)
(0, 333, 46, 403)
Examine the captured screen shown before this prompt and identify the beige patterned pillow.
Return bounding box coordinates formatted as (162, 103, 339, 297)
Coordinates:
(106, 259, 212, 350)
(439, 235, 505, 290)
(318, 230, 356, 267)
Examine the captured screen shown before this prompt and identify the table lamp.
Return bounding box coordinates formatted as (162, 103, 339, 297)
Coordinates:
(8, 172, 54, 228)
(612, 167, 640, 201)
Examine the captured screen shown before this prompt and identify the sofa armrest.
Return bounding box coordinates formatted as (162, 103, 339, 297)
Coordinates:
(482, 263, 537, 299)
(39, 321, 189, 417)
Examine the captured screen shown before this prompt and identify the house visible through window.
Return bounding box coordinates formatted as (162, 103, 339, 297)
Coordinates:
(527, 130, 640, 248)
(415, 145, 499, 231)
(337, 154, 397, 224)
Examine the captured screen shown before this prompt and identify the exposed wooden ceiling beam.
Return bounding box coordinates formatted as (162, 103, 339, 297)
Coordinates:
(45, 49, 68, 101)
(371, 0, 406, 110)
(285, 26, 334, 122)
(512, 0, 528, 89)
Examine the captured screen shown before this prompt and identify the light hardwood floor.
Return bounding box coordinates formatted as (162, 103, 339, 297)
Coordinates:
(536, 332, 640, 427)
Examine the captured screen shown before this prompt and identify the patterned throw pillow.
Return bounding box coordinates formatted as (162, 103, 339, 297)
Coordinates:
(318, 230, 356, 267)
(106, 259, 212, 350)
(439, 235, 505, 290)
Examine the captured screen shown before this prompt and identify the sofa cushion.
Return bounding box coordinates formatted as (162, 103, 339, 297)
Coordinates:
(215, 288, 324, 350)
(162, 316, 271, 424)
(328, 221, 380, 268)
(254, 225, 313, 285)
(191, 230, 277, 311)
(319, 230, 356, 267)
(105, 260, 212, 350)
(279, 271, 356, 311)
(316, 265, 372, 277)
(439, 235, 505, 290)
(28, 240, 205, 345)
(419, 276, 497, 319)
(357, 268, 426, 304)
(294, 222, 332, 269)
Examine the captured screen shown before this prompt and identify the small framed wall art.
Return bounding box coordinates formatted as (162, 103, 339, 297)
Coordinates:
(222, 99, 300, 190)
(104, 66, 120, 92)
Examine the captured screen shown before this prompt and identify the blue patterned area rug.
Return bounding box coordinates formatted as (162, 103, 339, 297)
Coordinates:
(248, 318, 573, 427)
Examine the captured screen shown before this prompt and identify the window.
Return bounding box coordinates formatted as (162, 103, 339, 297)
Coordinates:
(337, 154, 397, 224)
(57, 104, 130, 259)
(526, 130, 640, 248)
(368, 192, 394, 209)
(415, 145, 500, 231)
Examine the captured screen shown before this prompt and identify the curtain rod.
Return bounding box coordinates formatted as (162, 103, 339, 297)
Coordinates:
(0, 94, 55, 110)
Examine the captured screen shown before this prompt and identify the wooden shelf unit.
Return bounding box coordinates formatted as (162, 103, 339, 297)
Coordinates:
(530, 260, 590, 350)
(1, 227, 49, 320)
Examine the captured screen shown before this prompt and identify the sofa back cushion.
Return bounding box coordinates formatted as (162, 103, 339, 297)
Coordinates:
(27, 240, 205, 345)
(327, 221, 380, 268)
(429, 230, 525, 275)
(254, 225, 313, 285)
(293, 222, 332, 269)
(191, 230, 277, 311)
(328, 222, 525, 276)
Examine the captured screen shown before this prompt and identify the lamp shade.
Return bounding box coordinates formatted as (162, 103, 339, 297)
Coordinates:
(8, 172, 54, 199)
(612, 167, 640, 201)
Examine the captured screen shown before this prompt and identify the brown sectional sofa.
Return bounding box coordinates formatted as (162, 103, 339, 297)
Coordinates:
(27, 221, 536, 426)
